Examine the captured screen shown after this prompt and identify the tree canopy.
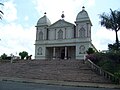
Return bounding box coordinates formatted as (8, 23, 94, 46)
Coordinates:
(19, 51, 28, 59)
(1, 53, 7, 60)
(0, 3, 4, 19)
(99, 9, 120, 50)
(86, 48, 95, 54)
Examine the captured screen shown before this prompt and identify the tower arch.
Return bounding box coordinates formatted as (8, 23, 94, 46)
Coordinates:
(79, 27, 85, 38)
(39, 31, 43, 40)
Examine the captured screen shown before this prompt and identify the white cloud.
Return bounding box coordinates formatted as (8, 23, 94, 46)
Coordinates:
(0, 0, 35, 57)
(3, 0, 17, 22)
(86, 0, 95, 7)
(24, 16, 29, 21)
(0, 23, 36, 57)
(92, 27, 120, 50)
(33, 0, 95, 23)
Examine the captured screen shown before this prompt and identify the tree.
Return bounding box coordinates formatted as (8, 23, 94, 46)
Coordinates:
(1, 53, 7, 60)
(19, 51, 28, 59)
(0, 3, 4, 19)
(99, 9, 120, 50)
(86, 48, 95, 54)
(108, 43, 118, 51)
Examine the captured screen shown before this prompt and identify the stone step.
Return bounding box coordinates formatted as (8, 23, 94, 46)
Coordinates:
(0, 59, 112, 84)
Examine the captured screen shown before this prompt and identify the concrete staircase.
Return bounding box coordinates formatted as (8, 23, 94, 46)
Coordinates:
(0, 59, 111, 83)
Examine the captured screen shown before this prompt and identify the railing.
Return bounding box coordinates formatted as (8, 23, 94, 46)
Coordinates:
(0, 59, 21, 63)
(86, 59, 120, 84)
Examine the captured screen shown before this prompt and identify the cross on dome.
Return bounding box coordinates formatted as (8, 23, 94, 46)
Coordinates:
(44, 12, 47, 15)
(82, 6, 85, 10)
(61, 11, 65, 19)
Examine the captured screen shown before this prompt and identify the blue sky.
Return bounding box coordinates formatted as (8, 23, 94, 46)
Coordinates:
(0, 0, 120, 58)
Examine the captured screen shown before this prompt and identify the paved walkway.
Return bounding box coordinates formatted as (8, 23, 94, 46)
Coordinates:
(0, 80, 119, 90)
(0, 77, 120, 89)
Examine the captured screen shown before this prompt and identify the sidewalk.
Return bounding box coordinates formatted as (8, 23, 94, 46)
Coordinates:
(0, 76, 120, 89)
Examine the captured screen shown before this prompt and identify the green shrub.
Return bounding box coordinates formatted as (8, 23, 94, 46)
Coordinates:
(99, 60, 115, 73)
(114, 72, 120, 78)
(19, 51, 28, 59)
(86, 48, 95, 54)
(1, 53, 7, 60)
(106, 52, 120, 63)
(88, 52, 120, 74)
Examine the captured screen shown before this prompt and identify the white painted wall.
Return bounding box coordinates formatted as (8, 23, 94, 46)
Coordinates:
(48, 26, 74, 40)
(48, 29, 55, 40)
(66, 27, 74, 39)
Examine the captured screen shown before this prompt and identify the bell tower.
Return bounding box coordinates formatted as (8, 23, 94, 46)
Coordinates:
(75, 6, 92, 39)
(75, 6, 93, 59)
(35, 13, 51, 59)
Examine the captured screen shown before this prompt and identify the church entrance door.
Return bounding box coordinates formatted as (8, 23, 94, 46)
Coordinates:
(61, 49, 65, 59)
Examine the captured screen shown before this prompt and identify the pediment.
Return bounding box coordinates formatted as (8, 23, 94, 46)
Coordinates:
(50, 19, 74, 28)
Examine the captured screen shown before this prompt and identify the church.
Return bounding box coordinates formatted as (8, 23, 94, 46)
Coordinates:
(35, 7, 95, 60)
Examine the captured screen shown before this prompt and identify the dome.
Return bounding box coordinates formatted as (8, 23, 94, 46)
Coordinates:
(37, 14, 51, 26)
(76, 7, 90, 22)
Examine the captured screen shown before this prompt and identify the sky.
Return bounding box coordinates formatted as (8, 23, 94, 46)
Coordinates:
(0, 0, 120, 58)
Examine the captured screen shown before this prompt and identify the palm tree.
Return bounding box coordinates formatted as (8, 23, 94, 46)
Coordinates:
(0, 3, 4, 19)
(99, 9, 120, 50)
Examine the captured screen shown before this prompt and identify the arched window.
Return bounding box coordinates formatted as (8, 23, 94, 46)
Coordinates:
(79, 27, 85, 38)
(58, 29, 63, 39)
(37, 47, 42, 55)
(39, 31, 43, 40)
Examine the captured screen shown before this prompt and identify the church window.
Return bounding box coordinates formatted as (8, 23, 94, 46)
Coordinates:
(74, 26, 76, 38)
(39, 31, 43, 40)
(79, 27, 85, 38)
(58, 29, 63, 39)
(37, 47, 42, 55)
(46, 28, 49, 40)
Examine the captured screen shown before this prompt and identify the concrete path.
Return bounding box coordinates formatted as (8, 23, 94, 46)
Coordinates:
(0, 77, 120, 89)
(0, 80, 120, 90)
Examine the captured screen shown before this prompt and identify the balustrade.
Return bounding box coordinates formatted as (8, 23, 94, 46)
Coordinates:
(86, 59, 120, 84)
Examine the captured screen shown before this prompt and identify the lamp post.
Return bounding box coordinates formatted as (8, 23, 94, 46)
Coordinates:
(10, 53, 14, 63)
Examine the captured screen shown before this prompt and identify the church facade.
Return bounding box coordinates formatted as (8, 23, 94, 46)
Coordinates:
(35, 7, 95, 60)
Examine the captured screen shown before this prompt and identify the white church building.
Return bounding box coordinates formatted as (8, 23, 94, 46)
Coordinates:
(35, 7, 95, 60)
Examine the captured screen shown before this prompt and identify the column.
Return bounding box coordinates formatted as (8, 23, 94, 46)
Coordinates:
(65, 28, 66, 39)
(53, 47, 56, 59)
(76, 24, 78, 38)
(55, 29, 56, 40)
(64, 47, 67, 59)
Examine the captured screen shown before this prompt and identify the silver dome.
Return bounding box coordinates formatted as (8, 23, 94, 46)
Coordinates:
(37, 15, 51, 26)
